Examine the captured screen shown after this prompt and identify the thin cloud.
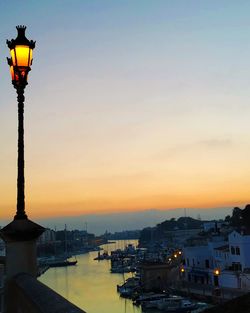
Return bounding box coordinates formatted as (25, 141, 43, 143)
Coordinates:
(198, 138, 232, 148)
(153, 137, 233, 161)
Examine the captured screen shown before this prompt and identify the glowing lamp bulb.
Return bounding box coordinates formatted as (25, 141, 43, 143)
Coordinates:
(10, 45, 33, 68)
(214, 269, 220, 276)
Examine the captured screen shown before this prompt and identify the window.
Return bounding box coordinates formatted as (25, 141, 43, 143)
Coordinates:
(205, 259, 210, 268)
(236, 247, 240, 255)
(231, 246, 235, 255)
(187, 258, 190, 266)
(232, 262, 242, 271)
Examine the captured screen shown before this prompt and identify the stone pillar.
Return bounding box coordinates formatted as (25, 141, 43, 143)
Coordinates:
(0, 219, 44, 312)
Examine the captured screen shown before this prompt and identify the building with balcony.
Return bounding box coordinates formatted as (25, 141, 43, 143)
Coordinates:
(182, 230, 250, 291)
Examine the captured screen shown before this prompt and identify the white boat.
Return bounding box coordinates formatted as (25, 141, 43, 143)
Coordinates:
(110, 266, 131, 273)
(119, 286, 134, 297)
(157, 296, 197, 312)
(141, 294, 172, 309)
(136, 293, 169, 306)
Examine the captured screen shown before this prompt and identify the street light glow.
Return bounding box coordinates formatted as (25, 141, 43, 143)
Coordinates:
(10, 45, 33, 67)
(214, 269, 220, 276)
(7, 25, 35, 87)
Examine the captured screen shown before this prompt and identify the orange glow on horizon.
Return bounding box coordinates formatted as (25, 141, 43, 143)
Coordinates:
(0, 193, 249, 220)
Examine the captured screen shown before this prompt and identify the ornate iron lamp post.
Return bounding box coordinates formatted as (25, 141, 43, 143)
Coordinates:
(6, 25, 35, 220)
(0, 28, 44, 297)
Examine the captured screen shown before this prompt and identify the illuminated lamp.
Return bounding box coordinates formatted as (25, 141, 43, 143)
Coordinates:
(214, 269, 220, 276)
(6, 26, 35, 220)
(7, 25, 35, 88)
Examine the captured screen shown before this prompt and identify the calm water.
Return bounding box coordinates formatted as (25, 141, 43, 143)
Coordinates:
(39, 240, 141, 313)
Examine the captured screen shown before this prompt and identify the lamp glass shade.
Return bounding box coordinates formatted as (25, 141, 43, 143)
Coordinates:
(10, 45, 32, 67)
(10, 65, 28, 82)
(10, 66, 15, 81)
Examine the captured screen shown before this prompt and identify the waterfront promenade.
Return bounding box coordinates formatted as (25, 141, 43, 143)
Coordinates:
(172, 281, 247, 302)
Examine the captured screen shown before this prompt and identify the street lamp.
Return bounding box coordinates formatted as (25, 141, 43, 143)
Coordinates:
(214, 269, 220, 276)
(0, 28, 44, 301)
(7, 25, 35, 220)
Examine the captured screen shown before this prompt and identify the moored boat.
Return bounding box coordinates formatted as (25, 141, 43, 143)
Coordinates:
(156, 296, 197, 312)
(119, 286, 134, 298)
(110, 266, 131, 273)
(49, 259, 77, 267)
(94, 251, 111, 260)
(134, 293, 169, 306)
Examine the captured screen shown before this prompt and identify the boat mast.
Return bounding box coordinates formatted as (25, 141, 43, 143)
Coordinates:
(65, 224, 68, 257)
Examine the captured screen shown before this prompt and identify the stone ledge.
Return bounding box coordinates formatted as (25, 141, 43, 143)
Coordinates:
(203, 292, 250, 313)
(9, 273, 86, 313)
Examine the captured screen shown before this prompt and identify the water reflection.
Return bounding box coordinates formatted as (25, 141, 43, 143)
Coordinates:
(39, 240, 141, 313)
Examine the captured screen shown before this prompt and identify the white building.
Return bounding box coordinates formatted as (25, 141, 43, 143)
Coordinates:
(228, 230, 250, 271)
(213, 244, 230, 269)
(183, 235, 226, 285)
(219, 231, 250, 289)
(203, 221, 224, 233)
(38, 228, 56, 244)
(182, 230, 250, 290)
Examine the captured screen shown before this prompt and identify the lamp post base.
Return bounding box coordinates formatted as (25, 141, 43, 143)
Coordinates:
(0, 219, 44, 278)
(0, 219, 44, 313)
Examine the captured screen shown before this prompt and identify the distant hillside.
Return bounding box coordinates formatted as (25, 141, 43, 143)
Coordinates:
(33, 207, 232, 235)
(157, 216, 204, 231)
(139, 216, 204, 246)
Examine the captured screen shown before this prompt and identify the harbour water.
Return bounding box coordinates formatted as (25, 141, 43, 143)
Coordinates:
(39, 240, 141, 313)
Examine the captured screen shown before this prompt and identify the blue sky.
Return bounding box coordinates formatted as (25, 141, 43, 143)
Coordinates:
(1, 1, 250, 221)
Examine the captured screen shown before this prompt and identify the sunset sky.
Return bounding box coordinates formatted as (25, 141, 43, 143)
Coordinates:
(1, 1, 250, 221)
